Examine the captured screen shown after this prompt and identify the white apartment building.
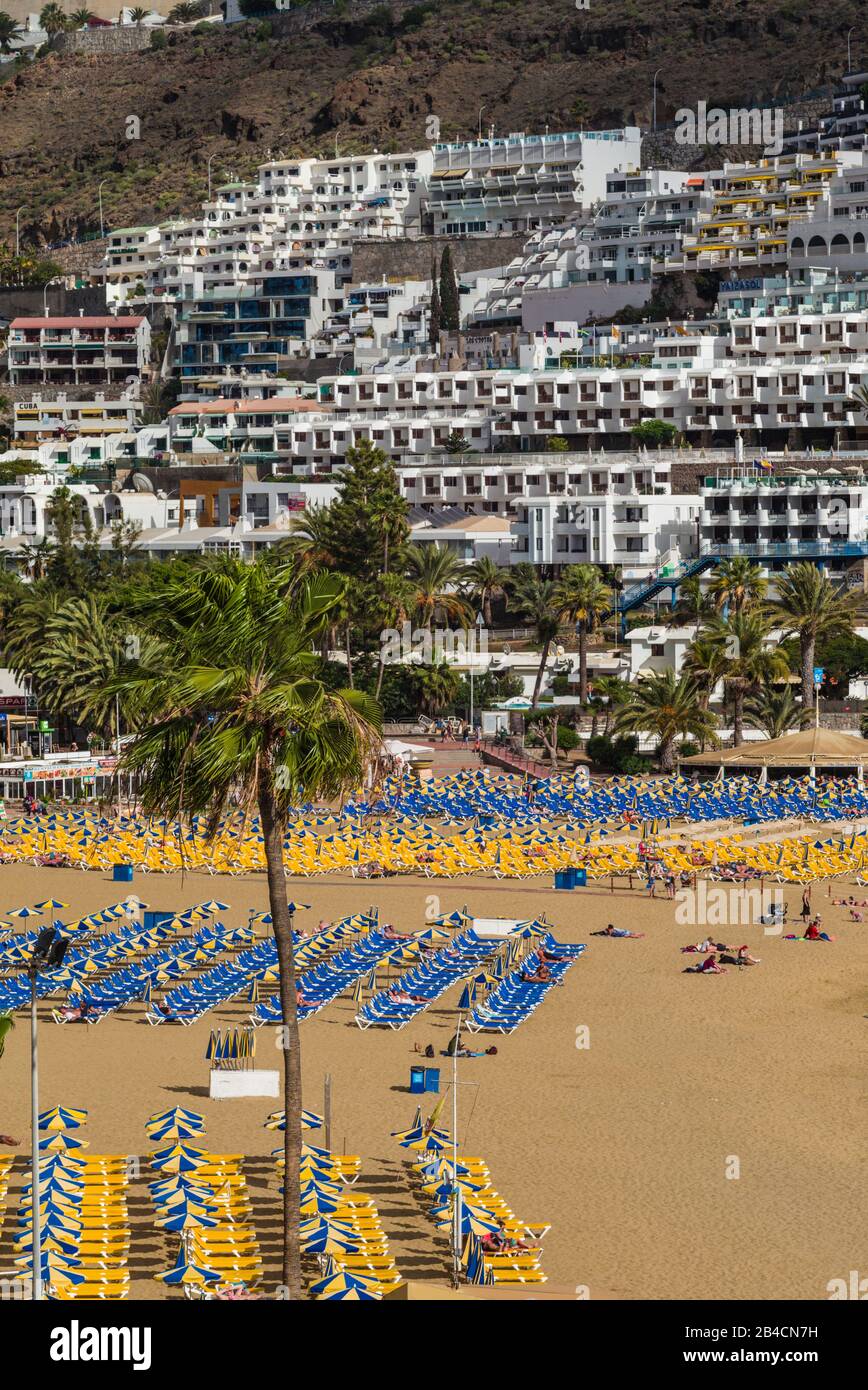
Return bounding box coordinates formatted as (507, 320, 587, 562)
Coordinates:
(6, 314, 150, 388)
(13, 395, 141, 448)
(428, 128, 641, 235)
(699, 468, 868, 580)
(782, 70, 868, 156)
(465, 170, 703, 330)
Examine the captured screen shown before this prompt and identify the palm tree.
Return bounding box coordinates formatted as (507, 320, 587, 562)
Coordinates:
(614, 671, 717, 772)
(708, 557, 767, 614)
(773, 561, 854, 712)
(682, 632, 729, 711)
(69, 7, 95, 25)
(673, 574, 712, 625)
(745, 686, 810, 740)
(107, 559, 381, 1299)
(404, 543, 470, 631)
(39, 3, 69, 36)
(167, 1, 205, 22)
(129, 5, 149, 22)
(591, 674, 630, 736)
(508, 569, 561, 707)
(703, 609, 789, 746)
(411, 661, 460, 715)
(0, 12, 25, 53)
(463, 555, 506, 629)
(555, 564, 612, 703)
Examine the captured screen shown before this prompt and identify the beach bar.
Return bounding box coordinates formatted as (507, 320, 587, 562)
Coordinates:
(0, 752, 120, 803)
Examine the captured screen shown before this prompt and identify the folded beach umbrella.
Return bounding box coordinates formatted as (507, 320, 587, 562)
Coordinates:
(14, 1250, 87, 1287)
(38, 1106, 88, 1132)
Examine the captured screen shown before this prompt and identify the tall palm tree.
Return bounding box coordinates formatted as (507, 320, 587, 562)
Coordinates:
(107, 560, 381, 1299)
(68, 7, 95, 25)
(708, 557, 767, 614)
(411, 661, 460, 715)
(0, 12, 25, 53)
(682, 632, 729, 711)
(508, 569, 561, 707)
(773, 561, 854, 712)
(463, 556, 506, 629)
(38, 3, 68, 36)
(404, 543, 470, 631)
(745, 685, 810, 740)
(129, 5, 149, 22)
(703, 609, 789, 746)
(167, 1, 205, 22)
(613, 671, 718, 772)
(555, 564, 612, 703)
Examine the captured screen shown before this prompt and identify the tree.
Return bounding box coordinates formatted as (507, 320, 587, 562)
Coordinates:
(708, 557, 767, 614)
(546, 436, 568, 452)
(463, 556, 506, 629)
(428, 256, 441, 349)
(613, 671, 717, 772)
(555, 564, 612, 703)
(327, 442, 408, 588)
(703, 609, 788, 746)
(508, 569, 561, 707)
(168, 1, 205, 21)
(673, 575, 712, 625)
(590, 673, 630, 735)
(409, 661, 460, 715)
(129, 5, 149, 21)
(745, 686, 810, 740)
(439, 246, 460, 331)
(443, 431, 471, 456)
(774, 561, 854, 712)
(107, 559, 381, 1299)
(630, 419, 677, 447)
(0, 11, 25, 52)
(69, 7, 95, 24)
(682, 632, 729, 712)
(405, 543, 469, 631)
(140, 377, 179, 425)
(39, 3, 69, 35)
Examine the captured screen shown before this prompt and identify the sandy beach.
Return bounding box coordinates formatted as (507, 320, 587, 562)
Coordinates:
(1, 856, 864, 1301)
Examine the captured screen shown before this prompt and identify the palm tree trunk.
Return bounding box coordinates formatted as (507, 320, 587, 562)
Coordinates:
(483, 593, 492, 628)
(733, 688, 745, 747)
(258, 782, 302, 1301)
(801, 634, 814, 714)
(659, 735, 675, 772)
(374, 649, 386, 700)
(344, 620, 354, 689)
(578, 625, 588, 703)
(531, 638, 551, 707)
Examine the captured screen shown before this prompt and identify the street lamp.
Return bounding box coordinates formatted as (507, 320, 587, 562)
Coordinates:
(652, 69, 662, 132)
(15, 206, 25, 257)
(98, 180, 108, 239)
(477, 107, 487, 141)
(468, 611, 484, 728)
(42, 276, 64, 317)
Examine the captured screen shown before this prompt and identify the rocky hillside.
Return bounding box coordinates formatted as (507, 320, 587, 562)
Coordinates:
(0, 0, 865, 244)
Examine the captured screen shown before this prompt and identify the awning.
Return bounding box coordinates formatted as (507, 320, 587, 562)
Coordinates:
(430, 169, 469, 180)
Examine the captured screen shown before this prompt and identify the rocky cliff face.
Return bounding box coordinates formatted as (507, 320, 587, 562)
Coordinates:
(0, 0, 863, 244)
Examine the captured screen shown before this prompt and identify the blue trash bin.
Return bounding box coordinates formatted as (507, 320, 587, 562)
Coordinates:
(424, 1067, 440, 1093)
(409, 1066, 425, 1094)
(574, 868, 587, 887)
(112, 864, 133, 882)
(554, 868, 574, 890)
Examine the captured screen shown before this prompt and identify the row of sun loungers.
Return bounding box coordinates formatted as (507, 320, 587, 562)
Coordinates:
(466, 935, 585, 1035)
(355, 928, 498, 1030)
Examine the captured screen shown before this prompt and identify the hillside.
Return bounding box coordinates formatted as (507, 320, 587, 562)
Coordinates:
(0, 0, 865, 245)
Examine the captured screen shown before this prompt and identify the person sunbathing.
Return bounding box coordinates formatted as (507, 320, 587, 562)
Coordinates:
(736, 945, 761, 966)
(57, 1001, 93, 1022)
(522, 963, 552, 983)
(599, 923, 644, 939)
(685, 954, 727, 974)
(803, 922, 834, 941)
(681, 938, 716, 953)
(0, 1133, 19, 1146)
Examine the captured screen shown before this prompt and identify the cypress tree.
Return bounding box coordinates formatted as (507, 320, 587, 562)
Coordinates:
(429, 255, 441, 348)
(439, 245, 460, 331)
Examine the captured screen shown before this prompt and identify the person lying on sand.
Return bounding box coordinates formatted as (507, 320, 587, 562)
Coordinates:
(685, 954, 727, 974)
(681, 938, 718, 953)
(0, 1134, 19, 1146)
(597, 923, 645, 939)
